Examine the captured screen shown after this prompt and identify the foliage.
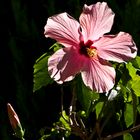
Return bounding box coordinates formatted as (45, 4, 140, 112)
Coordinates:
(33, 52, 53, 92)
(32, 42, 140, 139)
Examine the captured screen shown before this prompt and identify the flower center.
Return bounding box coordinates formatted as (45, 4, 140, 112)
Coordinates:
(79, 40, 97, 58)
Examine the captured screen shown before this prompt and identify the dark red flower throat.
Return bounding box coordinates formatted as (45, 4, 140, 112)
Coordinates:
(79, 40, 97, 58)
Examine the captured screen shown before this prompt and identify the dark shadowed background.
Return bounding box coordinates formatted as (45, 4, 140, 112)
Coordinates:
(0, 0, 140, 139)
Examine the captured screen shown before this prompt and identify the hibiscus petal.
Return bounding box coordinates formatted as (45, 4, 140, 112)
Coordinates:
(44, 12, 80, 47)
(79, 2, 114, 42)
(81, 58, 115, 93)
(48, 47, 85, 83)
(95, 32, 137, 62)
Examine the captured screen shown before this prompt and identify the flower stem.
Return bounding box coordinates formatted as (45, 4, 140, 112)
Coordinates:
(88, 97, 109, 140)
(101, 123, 140, 140)
(61, 86, 64, 111)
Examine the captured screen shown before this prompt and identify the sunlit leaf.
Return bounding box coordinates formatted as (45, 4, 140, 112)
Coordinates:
(131, 56, 140, 69)
(33, 52, 53, 92)
(124, 62, 140, 97)
(95, 102, 104, 119)
(131, 75, 140, 97)
(60, 111, 71, 131)
(49, 42, 62, 52)
(78, 110, 86, 118)
(124, 103, 133, 128)
(126, 62, 137, 78)
(123, 133, 133, 140)
(116, 112, 121, 121)
(61, 110, 69, 122)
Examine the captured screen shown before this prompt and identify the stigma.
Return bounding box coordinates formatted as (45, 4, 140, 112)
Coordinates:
(87, 47, 97, 57)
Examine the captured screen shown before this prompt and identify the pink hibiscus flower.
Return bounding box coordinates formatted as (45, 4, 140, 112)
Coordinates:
(44, 2, 137, 93)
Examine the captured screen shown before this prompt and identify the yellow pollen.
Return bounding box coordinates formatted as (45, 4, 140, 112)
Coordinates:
(87, 48, 97, 57)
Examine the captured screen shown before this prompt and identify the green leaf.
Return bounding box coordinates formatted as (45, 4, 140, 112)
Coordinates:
(120, 84, 132, 102)
(78, 110, 86, 118)
(137, 104, 140, 114)
(116, 112, 121, 121)
(39, 134, 51, 140)
(33, 52, 53, 92)
(132, 92, 138, 126)
(95, 102, 104, 119)
(131, 56, 140, 69)
(131, 75, 140, 97)
(126, 62, 137, 78)
(60, 111, 71, 131)
(118, 63, 131, 87)
(76, 76, 99, 115)
(123, 133, 133, 140)
(124, 103, 133, 128)
(49, 43, 62, 52)
(124, 62, 140, 97)
(61, 110, 69, 122)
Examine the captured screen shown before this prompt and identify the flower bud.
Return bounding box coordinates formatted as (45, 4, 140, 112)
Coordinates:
(7, 103, 24, 139)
